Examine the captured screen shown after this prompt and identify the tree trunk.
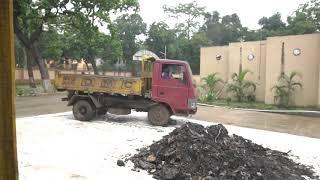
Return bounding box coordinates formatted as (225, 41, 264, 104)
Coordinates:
(91, 59, 99, 75)
(26, 50, 36, 88)
(87, 50, 99, 75)
(84, 60, 90, 72)
(30, 42, 54, 93)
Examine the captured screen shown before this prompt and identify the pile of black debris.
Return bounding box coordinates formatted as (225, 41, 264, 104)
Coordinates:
(129, 122, 318, 180)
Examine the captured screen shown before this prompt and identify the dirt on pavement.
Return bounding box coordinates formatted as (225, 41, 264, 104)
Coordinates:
(16, 93, 320, 138)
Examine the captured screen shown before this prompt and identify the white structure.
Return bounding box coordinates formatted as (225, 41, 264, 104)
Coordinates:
(132, 50, 159, 61)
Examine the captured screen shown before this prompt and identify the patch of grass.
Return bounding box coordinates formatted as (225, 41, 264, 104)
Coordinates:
(200, 99, 320, 111)
(16, 85, 44, 97)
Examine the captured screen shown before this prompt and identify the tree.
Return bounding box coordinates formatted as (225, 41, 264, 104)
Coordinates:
(58, 0, 138, 74)
(145, 22, 176, 58)
(184, 32, 209, 74)
(287, 0, 319, 34)
(38, 28, 65, 61)
(14, 0, 139, 86)
(114, 13, 147, 62)
(227, 69, 256, 102)
(272, 71, 303, 107)
(14, 36, 26, 68)
(163, 1, 205, 40)
(160, 2, 208, 74)
(97, 25, 123, 67)
(13, 0, 67, 92)
(258, 13, 286, 31)
(201, 73, 223, 101)
(60, 26, 124, 74)
(202, 12, 244, 45)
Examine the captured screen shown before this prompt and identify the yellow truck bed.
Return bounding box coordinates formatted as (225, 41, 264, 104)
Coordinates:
(54, 72, 144, 96)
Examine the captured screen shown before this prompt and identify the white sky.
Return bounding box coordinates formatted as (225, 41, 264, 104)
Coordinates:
(138, 0, 308, 30)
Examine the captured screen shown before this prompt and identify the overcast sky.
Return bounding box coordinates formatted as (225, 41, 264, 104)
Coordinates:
(138, 0, 308, 30)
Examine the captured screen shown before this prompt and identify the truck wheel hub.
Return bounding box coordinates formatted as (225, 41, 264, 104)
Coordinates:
(79, 107, 87, 114)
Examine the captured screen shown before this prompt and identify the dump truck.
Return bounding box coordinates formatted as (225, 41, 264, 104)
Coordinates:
(54, 58, 197, 126)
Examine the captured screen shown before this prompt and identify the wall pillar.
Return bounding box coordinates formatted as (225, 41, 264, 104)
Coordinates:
(0, 0, 19, 179)
(318, 64, 320, 106)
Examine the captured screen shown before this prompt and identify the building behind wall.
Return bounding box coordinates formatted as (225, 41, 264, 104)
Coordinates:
(200, 33, 320, 107)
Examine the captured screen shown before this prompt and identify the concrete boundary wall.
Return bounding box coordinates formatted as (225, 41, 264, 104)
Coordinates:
(200, 33, 320, 106)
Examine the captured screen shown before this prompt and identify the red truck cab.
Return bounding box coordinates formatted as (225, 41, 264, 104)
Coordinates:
(151, 59, 197, 116)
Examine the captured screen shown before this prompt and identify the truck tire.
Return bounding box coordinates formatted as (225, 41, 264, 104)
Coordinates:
(73, 100, 95, 121)
(148, 104, 170, 126)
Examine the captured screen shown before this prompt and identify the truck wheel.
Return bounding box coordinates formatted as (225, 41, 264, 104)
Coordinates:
(148, 104, 170, 126)
(73, 100, 95, 121)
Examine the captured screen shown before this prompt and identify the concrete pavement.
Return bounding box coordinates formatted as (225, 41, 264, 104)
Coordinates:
(193, 106, 320, 138)
(16, 93, 320, 138)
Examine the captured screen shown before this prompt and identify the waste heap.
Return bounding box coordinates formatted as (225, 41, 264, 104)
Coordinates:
(130, 123, 317, 180)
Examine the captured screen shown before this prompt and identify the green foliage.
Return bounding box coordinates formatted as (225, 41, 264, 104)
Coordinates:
(145, 22, 176, 58)
(287, 0, 319, 34)
(38, 29, 65, 60)
(201, 73, 223, 101)
(15, 0, 139, 74)
(227, 69, 256, 102)
(145, 1, 209, 74)
(202, 11, 244, 45)
(16, 85, 43, 96)
(258, 13, 286, 31)
(272, 71, 303, 107)
(163, 1, 206, 40)
(15, 0, 319, 78)
(114, 13, 147, 62)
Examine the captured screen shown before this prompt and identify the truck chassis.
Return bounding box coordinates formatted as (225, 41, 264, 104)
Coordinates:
(65, 90, 172, 126)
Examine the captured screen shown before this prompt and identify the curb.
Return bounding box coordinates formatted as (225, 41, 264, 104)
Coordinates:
(197, 103, 320, 117)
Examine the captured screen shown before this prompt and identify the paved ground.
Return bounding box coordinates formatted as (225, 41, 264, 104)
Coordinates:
(16, 93, 320, 138)
(17, 112, 320, 179)
(16, 93, 71, 118)
(193, 106, 320, 139)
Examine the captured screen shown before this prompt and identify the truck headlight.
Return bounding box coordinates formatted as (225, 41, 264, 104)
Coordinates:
(188, 99, 197, 109)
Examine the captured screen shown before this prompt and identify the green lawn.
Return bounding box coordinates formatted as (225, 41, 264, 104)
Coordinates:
(16, 85, 44, 97)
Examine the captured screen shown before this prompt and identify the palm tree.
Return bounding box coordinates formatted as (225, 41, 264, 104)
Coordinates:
(201, 73, 223, 101)
(272, 71, 302, 107)
(227, 69, 256, 102)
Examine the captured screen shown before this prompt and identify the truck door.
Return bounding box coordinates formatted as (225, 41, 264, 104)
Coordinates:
(156, 63, 189, 112)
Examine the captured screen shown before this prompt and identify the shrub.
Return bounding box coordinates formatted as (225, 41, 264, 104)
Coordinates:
(201, 73, 223, 101)
(227, 69, 256, 102)
(272, 71, 302, 107)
